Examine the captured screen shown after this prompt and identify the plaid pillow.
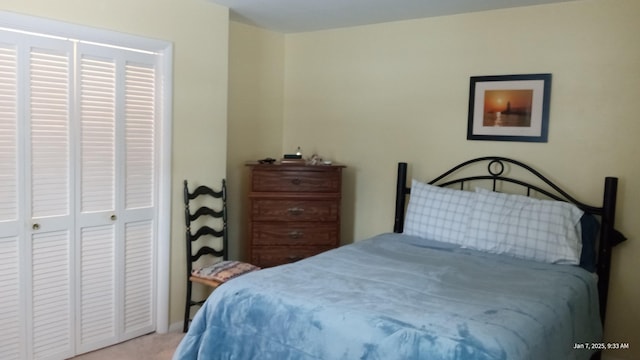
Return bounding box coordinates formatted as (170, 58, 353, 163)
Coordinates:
(464, 188, 583, 264)
(404, 179, 475, 245)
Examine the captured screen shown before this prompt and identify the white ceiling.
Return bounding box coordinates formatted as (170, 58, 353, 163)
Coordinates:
(208, 0, 578, 33)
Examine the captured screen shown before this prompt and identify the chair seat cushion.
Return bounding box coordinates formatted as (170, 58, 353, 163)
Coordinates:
(191, 260, 259, 283)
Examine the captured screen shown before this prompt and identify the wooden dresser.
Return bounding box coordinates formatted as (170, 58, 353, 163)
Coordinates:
(246, 162, 345, 268)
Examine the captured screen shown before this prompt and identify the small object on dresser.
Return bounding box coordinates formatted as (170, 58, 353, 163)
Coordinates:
(308, 153, 322, 165)
(282, 146, 303, 161)
(283, 154, 303, 159)
(258, 157, 276, 164)
(281, 150, 305, 164)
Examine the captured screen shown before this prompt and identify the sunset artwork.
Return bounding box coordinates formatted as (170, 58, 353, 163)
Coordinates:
(483, 89, 533, 127)
(468, 74, 550, 142)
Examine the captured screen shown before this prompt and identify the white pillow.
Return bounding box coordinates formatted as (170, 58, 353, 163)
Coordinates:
(403, 179, 475, 245)
(464, 188, 583, 264)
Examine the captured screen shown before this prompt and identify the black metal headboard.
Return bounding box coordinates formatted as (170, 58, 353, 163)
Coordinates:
(393, 156, 625, 326)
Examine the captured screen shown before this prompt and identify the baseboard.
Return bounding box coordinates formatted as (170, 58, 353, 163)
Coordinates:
(167, 321, 185, 333)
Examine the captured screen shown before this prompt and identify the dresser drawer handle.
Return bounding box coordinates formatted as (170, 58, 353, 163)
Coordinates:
(288, 231, 304, 239)
(291, 178, 302, 185)
(287, 207, 305, 215)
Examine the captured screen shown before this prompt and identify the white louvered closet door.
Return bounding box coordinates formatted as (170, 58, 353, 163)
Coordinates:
(75, 46, 119, 354)
(75, 44, 157, 353)
(120, 56, 157, 339)
(0, 41, 22, 360)
(26, 37, 76, 360)
(0, 27, 159, 360)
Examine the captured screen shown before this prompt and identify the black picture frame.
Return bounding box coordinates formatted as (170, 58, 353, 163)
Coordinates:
(467, 73, 551, 142)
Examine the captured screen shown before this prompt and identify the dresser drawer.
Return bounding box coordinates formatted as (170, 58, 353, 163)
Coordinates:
(252, 222, 339, 246)
(252, 199, 339, 222)
(252, 169, 341, 193)
(251, 246, 335, 268)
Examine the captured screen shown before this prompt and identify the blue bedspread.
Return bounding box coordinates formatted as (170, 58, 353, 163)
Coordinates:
(174, 233, 601, 360)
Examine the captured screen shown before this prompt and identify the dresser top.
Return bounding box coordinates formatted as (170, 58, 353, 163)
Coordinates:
(246, 161, 345, 169)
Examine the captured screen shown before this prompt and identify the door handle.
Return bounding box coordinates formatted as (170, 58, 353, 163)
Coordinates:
(287, 207, 304, 215)
(110, 214, 117, 221)
(288, 231, 304, 239)
(32, 223, 40, 230)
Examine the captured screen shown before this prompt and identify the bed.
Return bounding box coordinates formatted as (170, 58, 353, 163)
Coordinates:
(174, 156, 626, 360)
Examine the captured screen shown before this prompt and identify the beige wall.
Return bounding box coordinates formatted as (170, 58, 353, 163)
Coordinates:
(277, 0, 638, 358)
(227, 22, 284, 261)
(1, 0, 231, 330)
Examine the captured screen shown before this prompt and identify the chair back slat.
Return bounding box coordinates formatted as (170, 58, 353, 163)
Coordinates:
(191, 246, 225, 262)
(190, 226, 224, 241)
(189, 206, 223, 222)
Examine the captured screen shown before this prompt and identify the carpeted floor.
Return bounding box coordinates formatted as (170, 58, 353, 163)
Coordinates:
(68, 331, 185, 360)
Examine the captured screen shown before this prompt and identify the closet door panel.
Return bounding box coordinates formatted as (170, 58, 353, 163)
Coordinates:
(79, 55, 116, 213)
(0, 236, 20, 360)
(121, 60, 157, 336)
(123, 220, 154, 335)
(124, 62, 155, 210)
(27, 40, 74, 360)
(31, 231, 72, 360)
(76, 51, 118, 354)
(78, 225, 116, 350)
(0, 44, 18, 223)
(0, 42, 21, 360)
(29, 47, 71, 218)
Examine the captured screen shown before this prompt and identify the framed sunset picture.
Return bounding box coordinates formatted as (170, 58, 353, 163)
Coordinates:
(467, 73, 551, 142)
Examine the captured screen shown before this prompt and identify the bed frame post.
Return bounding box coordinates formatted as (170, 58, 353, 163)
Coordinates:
(394, 162, 408, 233)
(597, 177, 618, 326)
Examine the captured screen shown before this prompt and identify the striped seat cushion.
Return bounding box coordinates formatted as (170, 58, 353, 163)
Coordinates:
(192, 260, 260, 283)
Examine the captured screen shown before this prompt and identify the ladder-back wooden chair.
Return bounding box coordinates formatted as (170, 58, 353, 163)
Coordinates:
(183, 179, 259, 332)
